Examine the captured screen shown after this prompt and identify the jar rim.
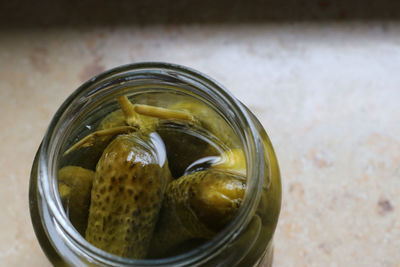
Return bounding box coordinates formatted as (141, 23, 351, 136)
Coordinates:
(37, 62, 267, 266)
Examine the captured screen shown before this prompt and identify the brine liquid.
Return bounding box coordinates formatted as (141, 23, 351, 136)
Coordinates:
(57, 92, 280, 265)
(58, 93, 243, 258)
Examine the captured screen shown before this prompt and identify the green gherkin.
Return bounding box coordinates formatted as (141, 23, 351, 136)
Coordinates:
(57, 166, 95, 235)
(149, 170, 246, 257)
(85, 134, 171, 258)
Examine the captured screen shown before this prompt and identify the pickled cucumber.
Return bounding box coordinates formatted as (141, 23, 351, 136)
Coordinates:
(85, 134, 170, 258)
(149, 170, 246, 257)
(57, 166, 95, 235)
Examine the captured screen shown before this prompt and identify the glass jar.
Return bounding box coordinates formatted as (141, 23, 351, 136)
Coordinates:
(29, 62, 281, 267)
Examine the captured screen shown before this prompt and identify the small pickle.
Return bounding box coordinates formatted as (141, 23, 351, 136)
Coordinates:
(57, 166, 95, 235)
(85, 134, 170, 258)
(149, 170, 246, 257)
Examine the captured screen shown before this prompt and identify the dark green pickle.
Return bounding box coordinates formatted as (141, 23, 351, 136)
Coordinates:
(57, 166, 94, 236)
(85, 134, 170, 258)
(149, 170, 246, 257)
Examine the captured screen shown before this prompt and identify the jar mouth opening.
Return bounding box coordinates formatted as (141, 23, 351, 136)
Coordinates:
(38, 62, 268, 266)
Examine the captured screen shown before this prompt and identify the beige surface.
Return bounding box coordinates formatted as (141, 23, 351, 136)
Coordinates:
(1, 22, 399, 266)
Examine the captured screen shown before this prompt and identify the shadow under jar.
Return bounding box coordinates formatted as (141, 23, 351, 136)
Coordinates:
(29, 62, 282, 267)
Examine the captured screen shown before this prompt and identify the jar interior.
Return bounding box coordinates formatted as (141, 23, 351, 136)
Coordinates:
(50, 79, 257, 261)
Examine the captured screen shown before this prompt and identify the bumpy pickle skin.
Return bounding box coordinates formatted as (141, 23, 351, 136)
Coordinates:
(148, 170, 246, 258)
(57, 166, 95, 235)
(85, 134, 170, 258)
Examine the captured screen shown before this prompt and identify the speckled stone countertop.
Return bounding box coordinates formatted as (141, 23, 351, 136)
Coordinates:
(1, 1, 399, 266)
